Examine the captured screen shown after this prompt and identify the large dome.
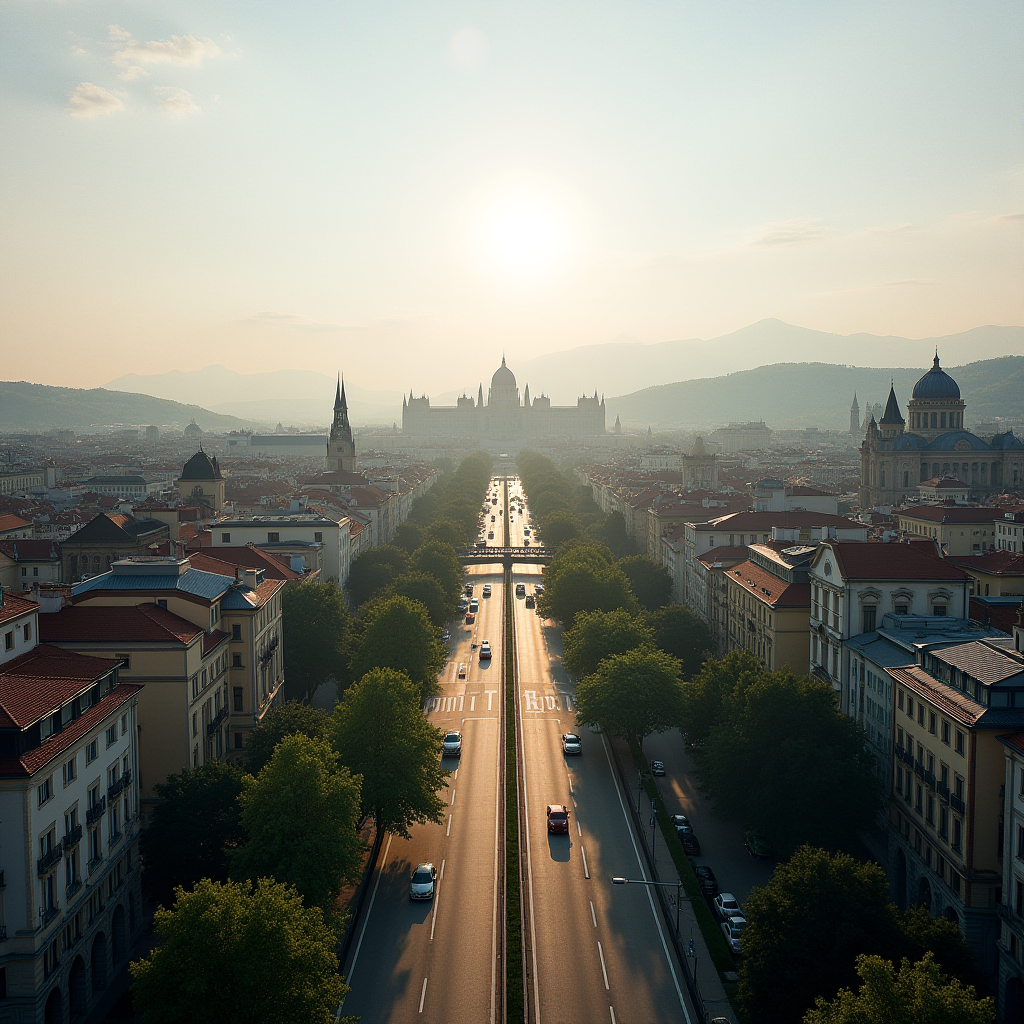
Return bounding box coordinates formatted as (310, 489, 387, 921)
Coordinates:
(490, 357, 517, 391)
(180, 450, 221, 481)
(912, 355, 961, 401)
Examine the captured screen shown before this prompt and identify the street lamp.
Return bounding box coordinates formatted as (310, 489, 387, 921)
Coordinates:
(611, 876, 689, 938)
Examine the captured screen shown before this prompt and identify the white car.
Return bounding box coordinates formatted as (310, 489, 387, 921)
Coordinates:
(479, 641, 492, 661)
(721, 916, 746, 954)
(714, 892, 743, 921)
(442, 731, 462, 757)
(410, 863, 437, 901)
(482, 584, 492, 597)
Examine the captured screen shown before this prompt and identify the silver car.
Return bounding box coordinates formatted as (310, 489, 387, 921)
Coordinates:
(721, 916, 746, 954)
(410, 863, 437, 900)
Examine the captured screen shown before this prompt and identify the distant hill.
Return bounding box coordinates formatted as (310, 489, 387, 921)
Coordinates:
(0, 382, 253, 433)
(105, 365, 404, 428)
(606, 356, 1024, 431)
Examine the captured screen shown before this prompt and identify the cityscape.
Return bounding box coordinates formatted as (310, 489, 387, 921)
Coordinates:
(1, 3, 1023, 1024)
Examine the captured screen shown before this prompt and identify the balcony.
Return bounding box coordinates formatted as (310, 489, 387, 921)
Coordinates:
(87, 855, 103, 873)
(66, 879, 82, 900)
(108, 830, 123, 850)
(108, 768, 132, 800)
(950, 794, 967, 815)
(923, 770, 936, 790)
(86, 797, 106, 825)
(895, 747, 913, 766)
(937, 780, 950, 800)
(40, 904, 60, 927)
(207, 706, 229, 737)
(913, 760, 926, 779)
(37, 843, 63, 876)
(64, 824, 83, 848)
(258, 634, 280, 667)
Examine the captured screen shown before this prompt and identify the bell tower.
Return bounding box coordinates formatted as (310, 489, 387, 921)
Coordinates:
(326, 376, 356, 473)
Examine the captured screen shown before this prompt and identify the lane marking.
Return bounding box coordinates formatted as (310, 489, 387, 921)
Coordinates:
(577, 819, 582, 836)
(471, 694, 477, 711)
(581, 845, 590, 879)
(441, 859, 446, 879)
(590, 900, 597, 928)
(486, 689, 496, 711)
(447, 814, 452, 836)
(430, 869, 442, 941)
(598, 940, 610, 990)
(418, 978, 428, 1013)
(600, 734, 692, 1023)
(609, 1007, 617, 1024)
(345, 832, 393, 983)
(450, 788, 456, 805)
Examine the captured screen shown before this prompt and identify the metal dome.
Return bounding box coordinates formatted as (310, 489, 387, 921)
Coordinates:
(490, 357, 517, 390)
(180, 450, 222, 481)
(912, 354, 961, 401)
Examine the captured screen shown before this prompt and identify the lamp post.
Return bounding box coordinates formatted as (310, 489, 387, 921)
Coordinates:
(611, 876, 688, 938)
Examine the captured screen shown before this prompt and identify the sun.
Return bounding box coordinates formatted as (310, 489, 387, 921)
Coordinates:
(475, 190, 570, 283)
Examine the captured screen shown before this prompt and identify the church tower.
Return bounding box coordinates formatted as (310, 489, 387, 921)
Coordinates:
(850, 394, 860, 434)
(326, 376, 356, 473)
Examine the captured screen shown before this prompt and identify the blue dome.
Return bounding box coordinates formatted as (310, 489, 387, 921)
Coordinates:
(925, 431, 990, 452)
(912, 355, 961, 401)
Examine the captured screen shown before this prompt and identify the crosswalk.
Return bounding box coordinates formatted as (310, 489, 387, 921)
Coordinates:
(424, 691, 498, 714)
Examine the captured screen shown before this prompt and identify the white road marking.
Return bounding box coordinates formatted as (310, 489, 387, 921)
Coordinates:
(486, 689, 496, 711)
(459, 694, 465, 712)
(600, 734, 692, 1023)
(471, 694, 477, 711)
(450, 788, 456, 805)
(430, 872, 442, 941)
(520, 695, 541, 1021)
(345, 833, 393, 983)
(524, 689, 540, 711)
(598, 940, 609, 990)
(577, 819, 582, 836)
(581, 845, 590, 879)
(441, 859, 446, 879)
(609, 1007, 617, 1024)
(418, 978, 428, 1013)
(447, 814, 452, 836)
(590, 900, 597, 928)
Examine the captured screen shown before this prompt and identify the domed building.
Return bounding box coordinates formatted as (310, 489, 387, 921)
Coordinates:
(401, 357, 605, 445)
(176, 448, 225, 511)
(859, 355, 1024, 507)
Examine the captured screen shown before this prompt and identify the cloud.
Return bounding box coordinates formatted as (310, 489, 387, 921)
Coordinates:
(155, 86, 199, 117)
(241, 311, 349, 332)
(750, 218, 833, 247)
(68, 82, 125, 118)
(109, 25, 222, 80)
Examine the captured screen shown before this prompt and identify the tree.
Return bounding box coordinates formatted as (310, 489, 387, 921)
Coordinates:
(349, 594, 446, 701)
(281, 582, 352, 701)
(244, 701, 332, 775)
(139, 761, 245, 909)
(389, 571, 452, 627)
(618, 555, 673, 610)
(562, 608, 654, 679)
(589, 511, 633, 558)
(411, 540, 464, 605)
(231, 735, 364, 912)
(539, 508, 583, 549)
(646, 604, 714, 676)
(896, 905, 980, 989)
(392, 521, 424, 553)
(804, 953, 995, 1024)
(693, 671, 882, 854)
(130, 877, 349, 1024)
(575, 646, 683, 743)
(333, 668, 448, 836)
(538, 542, 639, 625)
(425, 518, 467, 547)
(738, 847, 902, 1024)
(345, 545, 410, 607)
(679, 650, 766, 743)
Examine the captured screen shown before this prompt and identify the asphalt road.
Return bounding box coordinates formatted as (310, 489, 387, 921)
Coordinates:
(508, 478, 696, 1024)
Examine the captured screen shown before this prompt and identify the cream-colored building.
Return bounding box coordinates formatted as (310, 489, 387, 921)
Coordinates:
(897, 505, 997, 556)
(176, 450, 225, 512)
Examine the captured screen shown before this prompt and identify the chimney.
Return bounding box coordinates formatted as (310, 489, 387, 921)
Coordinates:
(37, 583, 70, 614)
(236, 567, 261, 590)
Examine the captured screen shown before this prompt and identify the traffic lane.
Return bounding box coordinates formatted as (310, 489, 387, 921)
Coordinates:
(644, 730, 774, 904)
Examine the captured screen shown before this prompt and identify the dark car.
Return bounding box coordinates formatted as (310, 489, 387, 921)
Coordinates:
(650, 760, 666, 776)
(669, 813, 692, 835)
(744, 830, 772, 860)
(546, 804, 570, 834)
(695, 864, 719, 897)
(525, 595, 536, 608)
(681, 833, 701, 856)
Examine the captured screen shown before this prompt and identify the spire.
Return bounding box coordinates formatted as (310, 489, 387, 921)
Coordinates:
(880, 383, 904, 425)
(524, 383, 531, 407)
(339, 376, 348, 412)
(478, 382, 484, 407)
(934, 348, 940, 367)
(334, 374, 342, 410)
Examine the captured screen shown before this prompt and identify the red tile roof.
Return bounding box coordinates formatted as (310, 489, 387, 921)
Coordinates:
(887, 665, 985, 727)
(0, 539, 61, 561)
(0, 514, 32, 533)
(999, 732, 1024, 757)
(948, 551, 1024, 577)
(818, 541, 968, 582)
(202, 629, 230, 656)
(39, 604, 204, 645)
(727, 559, 810, 609)
(188, 545, 301, 581)
(0, 645, 121, 729)
(898, 505, 997, 524)
(696, 545, 750, 567)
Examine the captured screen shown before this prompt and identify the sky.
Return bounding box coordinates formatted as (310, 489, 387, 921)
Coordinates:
(1, 0, 1022, 396)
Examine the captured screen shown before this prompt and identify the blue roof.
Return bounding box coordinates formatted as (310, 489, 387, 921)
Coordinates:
(925, 431, 991, 452)
(844, 632, 916, 669)
(989, 432, 1024, 451)
(73, 568, 234, 601)
(912, 355, 961, 401)
(220, 589, 260, 610)
(891, 434, 928, 451)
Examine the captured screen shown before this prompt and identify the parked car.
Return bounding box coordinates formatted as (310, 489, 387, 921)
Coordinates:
(681, 833, 701, 856)
(487, 531, 494, 539)
(650, 760, 666, 776)
(469, 598, 479, 612)
(515, 582, 526, 596)
(744, 830, 772, 860)
(465, 612, 475, 624)
(410, 862, 437, 900)
(457, 663, 467, 679)
(458, 598, 468, 612)
(561, 733, 582, 755)
(714, 893, 743, 921)
(669, 813, 692, 834)
(720, 916, 746, 954)
(694, 865, 719, 897)
(442, 731, 462, 757)
(546, 804, 570, 833)
(525, 595, 536, 608)
(465, 583, 474, 595)
(534, 584, 544, 594)
(479, 641, 492, 660)
(482, 584, 492, 597)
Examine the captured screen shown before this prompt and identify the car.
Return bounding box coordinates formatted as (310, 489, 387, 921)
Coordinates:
(410, 862, 437, 900)
(469, 598, 479, 612)
(546, 804, 570, 833)
(479, 642, 492, 660)
(492, 498, 498, 505)
(650, 760, 666, 776)
(465, 583, 474, 595)
(720, 916, 746, 954)
(744, 830, 772, 860)
(534, 584, 544, 594)
(465, 612, 475, 624)
(482, 584, 492, 597)
(561, 733, 582, 755)
(491, 515, 496, 522)
(681, 833, 701, 856)
(442, 730, 462, 757)
(694, 864, 719, 897)
(525, 595, 536, 608)
(440, 631, 451, 644)
(669, 813, 692, 834)
(515, 582, 526, 597)
(457, 663, 466, 679)
(458, 598, 468, 612)
(487, 531, 494, 539)
(524, 528, 531, 536)
(524, 539, 530, 546)
(714, 893, 743, 921)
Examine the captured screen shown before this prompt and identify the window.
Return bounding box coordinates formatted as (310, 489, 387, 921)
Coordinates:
(24, 621, 32, 641)
(86, 739, 98, 763)
(192, 712, 197, 738)
(929, 712, 936, 735)
(918, 705, 925, 726)
(233, 687, 243, 712)
(907, 696, 914, 718)
(1017, 824, 1024, 861)
(267, 532, 280, 543)
(314, 532, 323, 542)
(933, 604, 947, 616)
(121, 714, 128, 735)
(221, 533, 231, 543)
(898, 689, 905, 712)
(862, 606, 877, 633)
(895, 603, 908, 615)
(4, 631, 12, 651)
(105, 725, 118, 748)
(232, 654, 242, 668)
(939, 806, 948, 840)
(38, 776, 53, 805)
(942, 721, 951, 746)
(63, 758, 77, 786)
(952, 817, 962, 852)
(955, 730, 965, 755)
(232, 623, 241, 641)
(234, 732, 243, 749)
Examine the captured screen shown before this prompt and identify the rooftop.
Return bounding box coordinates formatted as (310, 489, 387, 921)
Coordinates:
(815, 541, 968, 582)
(39, 603, 204, 646)
(898, 505, 996, 524)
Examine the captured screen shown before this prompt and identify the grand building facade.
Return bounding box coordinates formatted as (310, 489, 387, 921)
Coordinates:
(401, 358, 605, 444)
(859, 356, 1024, 507)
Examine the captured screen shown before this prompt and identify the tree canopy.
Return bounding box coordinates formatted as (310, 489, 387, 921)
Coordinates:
(562, 607, 654, 679)
(281, 582, 353, 702)
(618, 554, 673, 610)
(539, 508, 583, 549)
(333, 668, 448, 836)
(424, 518, 467, 547)
(232, 734, 364, 913)
(646, 603, 714, 677)
(693, 670, 881, 854)
(130, 878, 349, 1024)
(391, 521, 424, 553)
(574, 646, 683, 743)
(804, 953, 995, 1024)
(139, 760, 245, 909)
(345, 545, 410, 608)
(349, 594, 446, 701)
(389, 571, 452, 627)
(679, 650, 767, 743)
(537, 541, 639, 625)
(411, 540, 464, 606)
(244, 701, 332, 775)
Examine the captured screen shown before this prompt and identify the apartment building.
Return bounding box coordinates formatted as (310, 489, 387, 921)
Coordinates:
(694, 547, 749, 652)
(725, 543, 813, 674)
(997, 511, 1024, 554)
(998, 724, 1024, 1022)
(0, 591, 142, 1024)
(897, 505, 998, 555)
(0, 541, 63, 594)
(948, 550, 1024, 599)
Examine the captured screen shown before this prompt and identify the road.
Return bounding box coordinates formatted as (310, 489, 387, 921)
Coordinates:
(340, 491, 507, 1022)
(508, 478, 696, 1024)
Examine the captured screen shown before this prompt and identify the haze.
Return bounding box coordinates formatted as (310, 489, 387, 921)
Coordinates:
(1, 1, 1021, 396)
